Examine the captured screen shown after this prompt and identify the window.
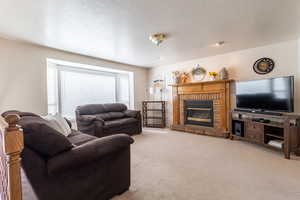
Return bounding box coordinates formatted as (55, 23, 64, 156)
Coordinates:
(47, 60, 134, 119)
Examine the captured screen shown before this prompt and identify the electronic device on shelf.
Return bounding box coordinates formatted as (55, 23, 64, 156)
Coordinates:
(235, 76, 294, 113)
(233, 108, 283, 116)
(252, 118, 271, 123)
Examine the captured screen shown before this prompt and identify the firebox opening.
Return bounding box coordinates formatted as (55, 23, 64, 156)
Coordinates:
(184, 100, 214, 127)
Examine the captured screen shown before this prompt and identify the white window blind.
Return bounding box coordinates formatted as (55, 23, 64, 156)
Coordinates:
(47, 63, 133, 119)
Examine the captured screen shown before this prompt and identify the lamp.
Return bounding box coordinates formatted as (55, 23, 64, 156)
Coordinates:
(149, 34, 166, 46)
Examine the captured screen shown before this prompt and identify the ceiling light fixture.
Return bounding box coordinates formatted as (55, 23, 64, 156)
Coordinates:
(149, 33, 166, 46)
(214, 41, 225, 47)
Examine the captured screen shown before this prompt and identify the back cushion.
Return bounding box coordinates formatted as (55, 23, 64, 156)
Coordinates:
(77, 103, 127, 115)
(95, 112, 125, 120)
(109, 112, 125, 119)
(19, 116, 73, 157)
(77, 104, 106, 115)
(42, 113, 72, 137)
(103, 104, 127, 112)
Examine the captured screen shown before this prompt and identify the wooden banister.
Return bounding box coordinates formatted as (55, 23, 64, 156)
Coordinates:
(0, 114, 24, 200)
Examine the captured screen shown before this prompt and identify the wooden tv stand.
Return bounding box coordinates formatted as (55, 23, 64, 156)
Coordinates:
(230, 110, 300, 159)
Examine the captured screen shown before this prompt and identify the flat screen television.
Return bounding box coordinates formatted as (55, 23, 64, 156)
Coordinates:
(236, 76, 294, 112)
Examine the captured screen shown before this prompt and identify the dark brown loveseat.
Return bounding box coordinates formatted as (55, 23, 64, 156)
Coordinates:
(2, 111, 134, 200)
(76, 103, 142, 138)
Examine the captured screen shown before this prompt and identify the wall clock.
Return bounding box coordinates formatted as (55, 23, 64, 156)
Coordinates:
(253, 57, 275, 75)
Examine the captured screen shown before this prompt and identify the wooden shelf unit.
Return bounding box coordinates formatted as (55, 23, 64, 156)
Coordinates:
(230, 110, 300, 159)
(142, 101, 166, 128)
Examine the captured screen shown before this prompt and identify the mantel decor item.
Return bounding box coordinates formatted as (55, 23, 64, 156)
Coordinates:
(208, 72, 218, 81)
(219, 67, 229, 80)
(172, 71, 181, 84)
(253, 57, 275, 74)
(191, 65, 206, 82)
(180, 72, 190, 83)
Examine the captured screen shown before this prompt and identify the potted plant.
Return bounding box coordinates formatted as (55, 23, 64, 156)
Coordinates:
(208, 72, 218, 81)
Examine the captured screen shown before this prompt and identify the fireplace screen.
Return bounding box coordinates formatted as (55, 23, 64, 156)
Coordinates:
(184, 100, 214, 127)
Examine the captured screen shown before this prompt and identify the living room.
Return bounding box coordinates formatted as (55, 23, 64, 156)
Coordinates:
(0, 1, 300, 200)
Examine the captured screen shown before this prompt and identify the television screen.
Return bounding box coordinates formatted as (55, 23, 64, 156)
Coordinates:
(236, 76, 294, 112)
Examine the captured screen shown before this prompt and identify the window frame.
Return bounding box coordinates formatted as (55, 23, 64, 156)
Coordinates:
(47, 63, 132, 118)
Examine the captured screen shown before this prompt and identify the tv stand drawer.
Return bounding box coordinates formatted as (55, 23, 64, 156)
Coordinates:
(246, 122, 263, 132)
(245, 130, 263, 143)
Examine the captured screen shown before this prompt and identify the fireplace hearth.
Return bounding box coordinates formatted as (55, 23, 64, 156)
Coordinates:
(185, 100, 214, 127)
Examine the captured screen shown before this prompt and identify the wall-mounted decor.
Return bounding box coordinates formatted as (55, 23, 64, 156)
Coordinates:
(253, 57, 275, 74)
(191, 65, 206, 82)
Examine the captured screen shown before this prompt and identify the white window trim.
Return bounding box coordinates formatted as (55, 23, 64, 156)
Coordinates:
(47, 58, 135, 118)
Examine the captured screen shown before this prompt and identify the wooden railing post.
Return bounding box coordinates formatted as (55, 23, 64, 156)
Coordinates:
(0, 114, 24, 200)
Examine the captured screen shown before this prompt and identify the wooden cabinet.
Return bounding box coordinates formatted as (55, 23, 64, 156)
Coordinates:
(231, 111, 300, 159)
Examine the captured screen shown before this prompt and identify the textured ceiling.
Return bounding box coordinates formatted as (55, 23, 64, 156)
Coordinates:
(0, 0, 300, 67)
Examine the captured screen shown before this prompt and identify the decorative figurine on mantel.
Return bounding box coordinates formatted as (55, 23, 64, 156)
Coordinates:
(180, 72, 190, 83)
(172, 71, 181, 84)
(219, 67, 229, 80)
(191, 64, 206, 82)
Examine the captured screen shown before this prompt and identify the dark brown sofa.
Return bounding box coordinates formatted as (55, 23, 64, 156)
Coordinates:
(76, 103, 142, 138)
(2, 111, 134, 200)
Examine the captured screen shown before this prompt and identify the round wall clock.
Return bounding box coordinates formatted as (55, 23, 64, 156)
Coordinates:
(253, 57, 275, 75)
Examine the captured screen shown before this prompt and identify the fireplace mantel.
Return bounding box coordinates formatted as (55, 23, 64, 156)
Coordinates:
(170, 79, 234, 137)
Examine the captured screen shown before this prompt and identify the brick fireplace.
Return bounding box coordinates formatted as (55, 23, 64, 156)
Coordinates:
(170, 80, 233, 137)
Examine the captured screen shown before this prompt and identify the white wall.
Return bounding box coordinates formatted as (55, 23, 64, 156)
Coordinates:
(149, 40, 300, 126)
(0, 38, 149, 115)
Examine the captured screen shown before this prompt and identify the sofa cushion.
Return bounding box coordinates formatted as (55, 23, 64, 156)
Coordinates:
(109, 112, 125, 119)
(104, 118, 138, 128)
(21, 122, 73, 157)
(18, 115, 73, 157)
(96, 113, 112, 120)
(77, 103, 127, 115)
(67, 131, 97, 146)
(103, 104, 127, 112)
(96, 112, 125, 121)
(124, 110, 139, 118)
(43, 114, 72, 137)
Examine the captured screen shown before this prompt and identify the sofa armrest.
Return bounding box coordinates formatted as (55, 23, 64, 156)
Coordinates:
(47, 134, 134, 175)
(124, 110, 140, 118)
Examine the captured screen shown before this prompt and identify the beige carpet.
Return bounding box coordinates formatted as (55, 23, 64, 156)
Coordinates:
(113, 129, 300, 200)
